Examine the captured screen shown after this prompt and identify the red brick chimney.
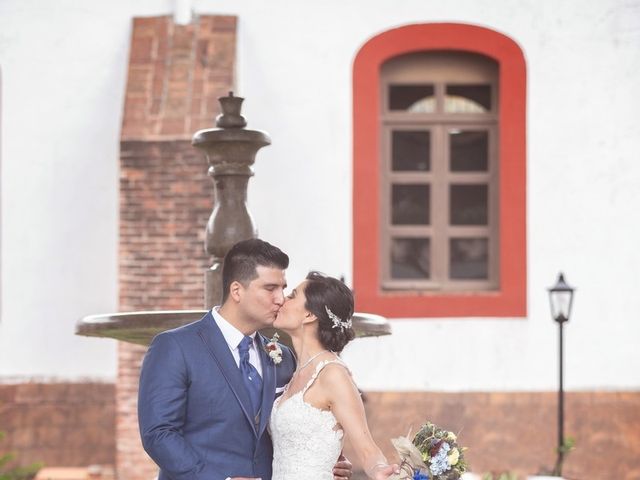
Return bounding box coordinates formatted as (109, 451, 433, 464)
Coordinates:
(117, 15, 236, 480)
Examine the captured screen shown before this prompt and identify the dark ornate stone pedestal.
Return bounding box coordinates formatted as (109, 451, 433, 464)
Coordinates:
(192, 92, 271, 308)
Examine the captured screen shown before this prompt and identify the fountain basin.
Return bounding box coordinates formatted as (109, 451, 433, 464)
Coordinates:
(77, 310, 391, 347)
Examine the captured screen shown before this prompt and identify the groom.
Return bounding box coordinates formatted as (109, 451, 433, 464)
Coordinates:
(138, 238, 353, 480)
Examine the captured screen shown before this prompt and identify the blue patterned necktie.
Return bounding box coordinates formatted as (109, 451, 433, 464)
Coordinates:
(238, 335, 263, 419)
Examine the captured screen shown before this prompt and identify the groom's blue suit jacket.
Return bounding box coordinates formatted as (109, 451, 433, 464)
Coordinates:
(138, 312, 296, 480)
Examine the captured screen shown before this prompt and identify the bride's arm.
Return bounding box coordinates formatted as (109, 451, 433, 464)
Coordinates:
(318, 365, 398, 480)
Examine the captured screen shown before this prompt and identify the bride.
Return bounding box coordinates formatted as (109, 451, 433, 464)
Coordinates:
(270, 271, 399, 480)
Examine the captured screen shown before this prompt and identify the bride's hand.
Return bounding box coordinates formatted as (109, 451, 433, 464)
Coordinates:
(368, 463, 400, 479)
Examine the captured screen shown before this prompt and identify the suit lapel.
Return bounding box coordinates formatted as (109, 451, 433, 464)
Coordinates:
(257, 333, 276, 437)
(197, 312, 258, 436)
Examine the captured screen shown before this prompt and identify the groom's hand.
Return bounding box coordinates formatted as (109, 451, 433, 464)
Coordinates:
(332, 454, 353, 480)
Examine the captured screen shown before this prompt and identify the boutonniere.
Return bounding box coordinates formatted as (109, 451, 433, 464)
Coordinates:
(265, 332, 283, 365)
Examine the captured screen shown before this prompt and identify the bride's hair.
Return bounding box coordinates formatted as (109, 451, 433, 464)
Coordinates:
(303, 271, 355, 353)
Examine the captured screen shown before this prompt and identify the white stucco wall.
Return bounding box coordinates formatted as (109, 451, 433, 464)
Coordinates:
(1, 0, 638, 389)
(0, 0, 173, 380)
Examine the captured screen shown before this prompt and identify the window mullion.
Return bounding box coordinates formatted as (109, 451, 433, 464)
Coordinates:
(432, 122, 447, 287)
(489, 124, 500, 289)
(380, 124, 391, 285)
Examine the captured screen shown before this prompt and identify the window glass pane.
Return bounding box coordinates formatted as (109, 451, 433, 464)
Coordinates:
(450, 130, 488, 172)
(450, 238, 489, 279)
(391, 237, 430, 279)
(392, 184, 430, 225)
(392, 130, 431, 171)
(389, 85, 435, 112)
(445, 84, 491, 113)
(450, 184, 488, 225)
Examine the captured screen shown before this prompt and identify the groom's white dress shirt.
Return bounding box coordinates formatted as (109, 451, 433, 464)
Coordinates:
(212, 308, 264, 480)
(211, 307, 263, 376)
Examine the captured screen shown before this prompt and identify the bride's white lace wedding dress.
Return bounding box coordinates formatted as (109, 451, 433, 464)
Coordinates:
(270, 359, 347, 480)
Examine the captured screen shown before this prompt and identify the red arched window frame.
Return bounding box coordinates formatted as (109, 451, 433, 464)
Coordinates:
(353, 23, 527, 318)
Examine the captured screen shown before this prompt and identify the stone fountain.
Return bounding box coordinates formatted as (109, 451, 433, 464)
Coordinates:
(76, 92, 390, 347)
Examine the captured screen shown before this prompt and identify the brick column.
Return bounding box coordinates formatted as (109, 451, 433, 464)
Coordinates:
(117, 15, 236, 480)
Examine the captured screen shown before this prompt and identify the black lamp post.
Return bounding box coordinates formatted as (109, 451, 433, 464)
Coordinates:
(548, 272, 575, 476)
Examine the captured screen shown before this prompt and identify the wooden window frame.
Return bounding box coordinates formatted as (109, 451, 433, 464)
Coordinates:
(353, 23, 527, 318)
(381, 53, 499, 291)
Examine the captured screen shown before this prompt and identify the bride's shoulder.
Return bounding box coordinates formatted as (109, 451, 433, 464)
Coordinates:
(314, 360, 361, 408)
(315, 359, 354, 389)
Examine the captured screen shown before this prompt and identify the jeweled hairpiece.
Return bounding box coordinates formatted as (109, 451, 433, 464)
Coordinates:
(325, 306, 352, 331)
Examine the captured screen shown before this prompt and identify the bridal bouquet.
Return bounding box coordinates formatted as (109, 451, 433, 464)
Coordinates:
(390, 421, 468, 480)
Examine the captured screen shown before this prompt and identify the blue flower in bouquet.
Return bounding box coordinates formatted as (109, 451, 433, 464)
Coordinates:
(429, 441, 451, 476)
(412, 470, 429, 480)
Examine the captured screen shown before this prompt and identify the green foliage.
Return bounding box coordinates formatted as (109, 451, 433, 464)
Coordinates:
(0, 431, 43, 480)
(535, 435, 577, 476)
(558, 435, 576, 455)
(551, 435, 576, 477)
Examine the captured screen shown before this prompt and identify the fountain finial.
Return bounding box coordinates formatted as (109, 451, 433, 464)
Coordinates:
(215, 91, 247, 128)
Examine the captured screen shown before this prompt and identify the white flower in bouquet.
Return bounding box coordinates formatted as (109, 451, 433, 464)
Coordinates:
(448, 448, 460, 466)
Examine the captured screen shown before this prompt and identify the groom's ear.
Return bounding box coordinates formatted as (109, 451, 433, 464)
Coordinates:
(229, 280, 243, 303)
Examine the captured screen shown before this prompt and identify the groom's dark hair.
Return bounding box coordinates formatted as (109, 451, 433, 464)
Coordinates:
(221, 238, 289, 303)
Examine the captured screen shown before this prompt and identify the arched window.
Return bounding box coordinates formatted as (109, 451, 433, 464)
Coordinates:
(353, 24, 526, 318)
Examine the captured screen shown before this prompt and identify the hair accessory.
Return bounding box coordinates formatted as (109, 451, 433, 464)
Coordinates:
(325, 306, 352, 331)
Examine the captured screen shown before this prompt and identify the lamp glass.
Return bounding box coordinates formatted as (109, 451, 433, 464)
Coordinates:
(550, 290, 572, 321)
